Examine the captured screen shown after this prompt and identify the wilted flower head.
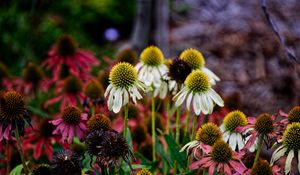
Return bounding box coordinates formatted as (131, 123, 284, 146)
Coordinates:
(42, 34, 99, 81)
(51, 150, 82, 175)
(85, 129, 133, 169)
(179, 48, 220, 85)
(174, 70, 224, 115)
(0, 90, 30, 141)
(105, 62, 145, 113)
(49, 106, 87, 143)
(32, 164, 52, 175)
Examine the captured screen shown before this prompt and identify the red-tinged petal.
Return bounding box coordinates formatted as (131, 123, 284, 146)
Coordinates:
(75, 125, 84, 140)
(224, 163, 232, 175)
(67, 127, 74, 144)
(81, 113, 88, 121)
(247, 117, 256, 124)
(279, 110, 288, 117)
(208, 163, 216, 175)
(45, 141, 53, 160)
(201, 144, 212, 154)
(49, 118, 63, 126)
(229, 160, 247, 174)
(189, 157, 211, 169)
(44, 95, 62, 108)
(243, 133, 257, 151)
(33, 139, 43, 160)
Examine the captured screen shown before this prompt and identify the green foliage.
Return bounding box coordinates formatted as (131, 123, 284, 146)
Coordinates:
(9, 164, 23, 175)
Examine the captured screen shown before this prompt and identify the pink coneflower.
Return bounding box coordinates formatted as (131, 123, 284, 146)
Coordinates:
(44, 76, 84, 111)
(42, 34, 99, 81)
(49, 106, 87, 144)
(278, 106, 300, 126)
(23, 118, 61, 160)
(243, 159, 282, 175)
(190, 140, 247, 175)
(237, 113, 278, 152)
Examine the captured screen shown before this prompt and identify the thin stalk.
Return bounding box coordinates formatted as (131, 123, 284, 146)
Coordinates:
(175, 107, 181, 144)
(15, 124, 29, 175)
(6, 141, 10, 174)
(151, 95, 156, 161)
(123, 104, 129, 138)
(253, 134, 264, 165)
(91, 106, 96, 116)
(191, 114, 198, 140)
(166, 98, 171, 134)
(184, 110, 190, 139)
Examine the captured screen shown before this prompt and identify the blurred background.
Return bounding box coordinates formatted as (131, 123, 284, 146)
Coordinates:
(0, 0, 299, 115)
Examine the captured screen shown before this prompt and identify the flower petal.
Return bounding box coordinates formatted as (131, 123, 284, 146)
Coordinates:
(285, 150, 294, 175)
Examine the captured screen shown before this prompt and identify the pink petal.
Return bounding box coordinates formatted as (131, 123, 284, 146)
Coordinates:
(44, 141, 53, 160)
(189, 157, 211, 169)
(49, 118, 63, 125)
(44, 95, 62, 108)
(201, 144, 212, 154)
(229, 160, 247, 174)
(279, 110, 288, 117)
(67, 127, 74, 144)
(208, 163, 216, 175)
(34, 139, 44, 160)
(224, 163, 232, 175)
(247, 117, 256, 124)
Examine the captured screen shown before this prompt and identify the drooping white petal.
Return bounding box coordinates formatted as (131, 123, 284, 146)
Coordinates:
(175, 89, 188, 107)
(200, 94, 209, 114)
(123, 88, 129, 106)
(208, 89, 224, 107)
(236, 133, 244, 150)
(193, 93, 201, 115)
(285, 150, 294, 175)
(271, 145, 286, 164)
(135, 62, 143, 71)
(205, 93, 214, 114)
(153, 68, 161, 87)
(112, 89, 123, 113)
(229, 133, 237, 150)
(180, 140, 198, 152)
(104, 84, 113, 97)
(107, 87, 116, 110)
(159, 82, 168, 99)
(220, 124, 225, 132)
(202, 67, 220, 85)
(223, 131, 230, 142)
(186, 92, 193, 110)
(132, 86, 142, 99)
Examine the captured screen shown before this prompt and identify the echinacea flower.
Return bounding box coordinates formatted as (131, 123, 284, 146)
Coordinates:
(87, 114, 111, 133)
(0, 90, 31, 141)
(42, 34, 99, 81)
(279, 106, 300, 125)
(220, 110, 248, 151)
(238, 113, 278, 152)
(247, 159, 282, 175)
(135, 46, 168, 99)
(173, 70, 224, 115)
(83, 79, 105, 112)
(105, 62, 145, 113)
(136, 169, 152, 175)
(85, 129, 133, 169)
(271, 122, 300, 175)
(166, 59, 192, 95)
(190, 140, 247, 175)
(51, 150, 82, 175)
(116, 48, 138, 65)
(180, 122, 222, 159)
(23, 119, 59, 160)
(45, 76, 85, 111)
(32, 164, 52, 175)
(49, 106, 87, 143)
(179, 48, 220, 85)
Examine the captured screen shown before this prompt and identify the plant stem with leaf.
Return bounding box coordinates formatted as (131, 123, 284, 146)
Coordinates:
(191, 114, 198, 140)
(151, 95, 156, 161)
(15, 124, 29, 175)
(184, 110, 190, 139)
(253, 134, 264, 165)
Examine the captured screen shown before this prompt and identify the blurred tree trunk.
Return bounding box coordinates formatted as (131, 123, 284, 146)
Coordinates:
(131, 0, 169, 55)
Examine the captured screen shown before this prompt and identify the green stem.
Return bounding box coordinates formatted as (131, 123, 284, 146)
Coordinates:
(15, 124, 29, 175)
(151, 95, 156, 161)
(203, 114, 208, 124)
(91, 106, 95, 116)
(253, 135, 264, 165)
(191, 114, 198, 140)
(123, 104, 129, 138)
(166, 98, 171, 134)
(175, 107, 181, 144)
(184, 110, 190, 139)
(6, 141, 10, 174)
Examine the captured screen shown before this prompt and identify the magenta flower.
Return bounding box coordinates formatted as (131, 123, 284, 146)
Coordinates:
(42, 34, 99, 81)
(237, 113, 278, 152)
(190, 140, 247, 175)
(44, 76, 84, 111)
(49, 106, 87, 144)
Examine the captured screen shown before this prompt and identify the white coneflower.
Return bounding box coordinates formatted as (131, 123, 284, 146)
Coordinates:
(180, 48, 220, 85)
(105, 62, 145, 113)
(220, 110, 248, 151)
(173, 70, 223, 115)
(271, 122, 300, 175)
(135, 46, 168, 97)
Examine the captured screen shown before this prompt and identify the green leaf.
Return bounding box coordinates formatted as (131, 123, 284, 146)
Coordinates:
(125, 127, 133, 150)
(163, 134, 187, 171)
(9, 164, 23, 175)
(177, 169, 197, 175)
(27, 105, 50, 118)
(121, 164, 150, 172)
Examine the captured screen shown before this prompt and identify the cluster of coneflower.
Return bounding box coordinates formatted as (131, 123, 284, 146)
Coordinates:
(0, 33, 299, 175)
